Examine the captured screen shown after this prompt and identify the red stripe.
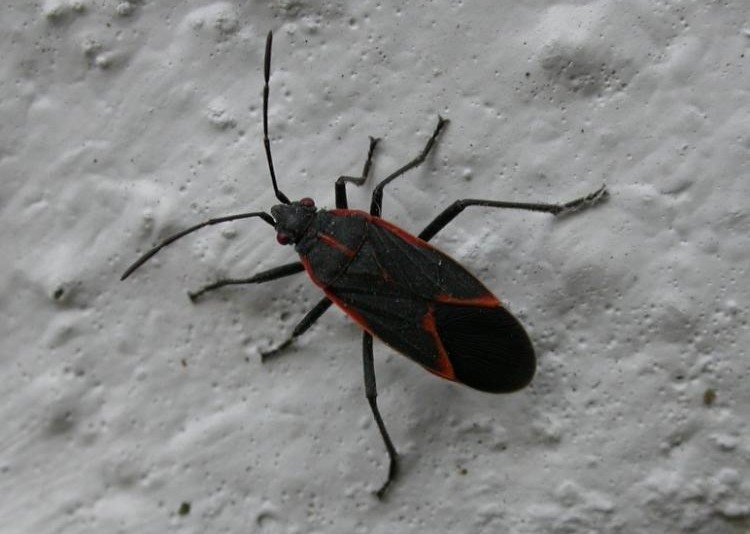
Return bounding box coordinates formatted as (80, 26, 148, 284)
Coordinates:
(299, 255, 324, 288)
(328, 209, 502, 307)
(317, 233, 357, 259)
(328, 209, 432, 250)
(323, 288, 373, 334)
(328, 209, 369, 218)
(300, 254, 374, 332)
(369, 216, 432, 249)
(420, 305, 456, 381)
(434, 294, 501, 307)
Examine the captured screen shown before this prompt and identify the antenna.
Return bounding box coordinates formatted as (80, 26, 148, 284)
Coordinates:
(120, 211, 275, 280)
(263, 31, 291, 204)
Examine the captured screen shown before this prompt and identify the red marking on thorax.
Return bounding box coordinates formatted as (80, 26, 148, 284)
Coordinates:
(328, 209, 370, 218)
(317, 232, 357, 259)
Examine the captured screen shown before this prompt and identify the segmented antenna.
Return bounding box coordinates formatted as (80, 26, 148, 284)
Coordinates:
(263, 31, 291, 204)
(120, 211, 275, 280)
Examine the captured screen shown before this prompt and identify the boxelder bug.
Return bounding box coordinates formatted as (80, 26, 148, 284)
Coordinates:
(121, 31, 608, 498)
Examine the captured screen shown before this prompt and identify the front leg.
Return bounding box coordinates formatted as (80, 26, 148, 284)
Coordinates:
(188, 261, 305, 301)
(335, 136, 380, 209)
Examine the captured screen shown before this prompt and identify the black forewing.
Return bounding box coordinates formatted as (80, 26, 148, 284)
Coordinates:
(325, 235, 438, 368)
(321, 218, 535, 391)
(364, 219, 492, 301)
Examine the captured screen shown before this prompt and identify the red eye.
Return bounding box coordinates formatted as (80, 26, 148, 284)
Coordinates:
(299, 197, 315, 208)
(276, 232, 291, 245)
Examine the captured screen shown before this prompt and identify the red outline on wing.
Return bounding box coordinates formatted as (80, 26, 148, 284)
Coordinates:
(299, 255, 324, 287)
(302, 210, 502, 384)
(329, 210, 501, 301)
(420, 305, 457, 381)
(300, 254, 374, 334)
(329, 209, 432, 249)
(434, 294, 501, 307)
(317, 233, 357, 259)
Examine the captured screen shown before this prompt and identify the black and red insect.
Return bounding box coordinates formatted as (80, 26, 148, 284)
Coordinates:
(121, 31, 607, 498)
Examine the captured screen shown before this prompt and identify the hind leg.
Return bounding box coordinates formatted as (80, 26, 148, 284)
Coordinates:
(418, 185, 608, 241)
(361, 332, 398, 499)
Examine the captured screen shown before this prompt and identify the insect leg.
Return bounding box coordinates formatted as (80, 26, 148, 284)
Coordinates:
(260, 297, 333, 361)
(335, 136, 380, 209)
(188, 261, 305, 302)
(370, 116, 449, 216)
(362, 332, 399, 499)
(418, 185, 608, 242)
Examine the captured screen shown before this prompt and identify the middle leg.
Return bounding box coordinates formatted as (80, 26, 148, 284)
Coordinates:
(188, 261, 305, 301)
(418, 185, 608, 242)
(187, 262, 334, 360)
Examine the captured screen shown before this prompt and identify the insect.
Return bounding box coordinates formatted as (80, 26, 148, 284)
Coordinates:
(121, 31, 608, 498)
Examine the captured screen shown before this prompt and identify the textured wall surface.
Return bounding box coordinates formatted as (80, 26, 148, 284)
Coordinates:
(1, 1, 748, 532)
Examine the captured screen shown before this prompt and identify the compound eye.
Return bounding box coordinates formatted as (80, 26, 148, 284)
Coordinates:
(299, 197, 315, 208)
(276, 232, 291, 245)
